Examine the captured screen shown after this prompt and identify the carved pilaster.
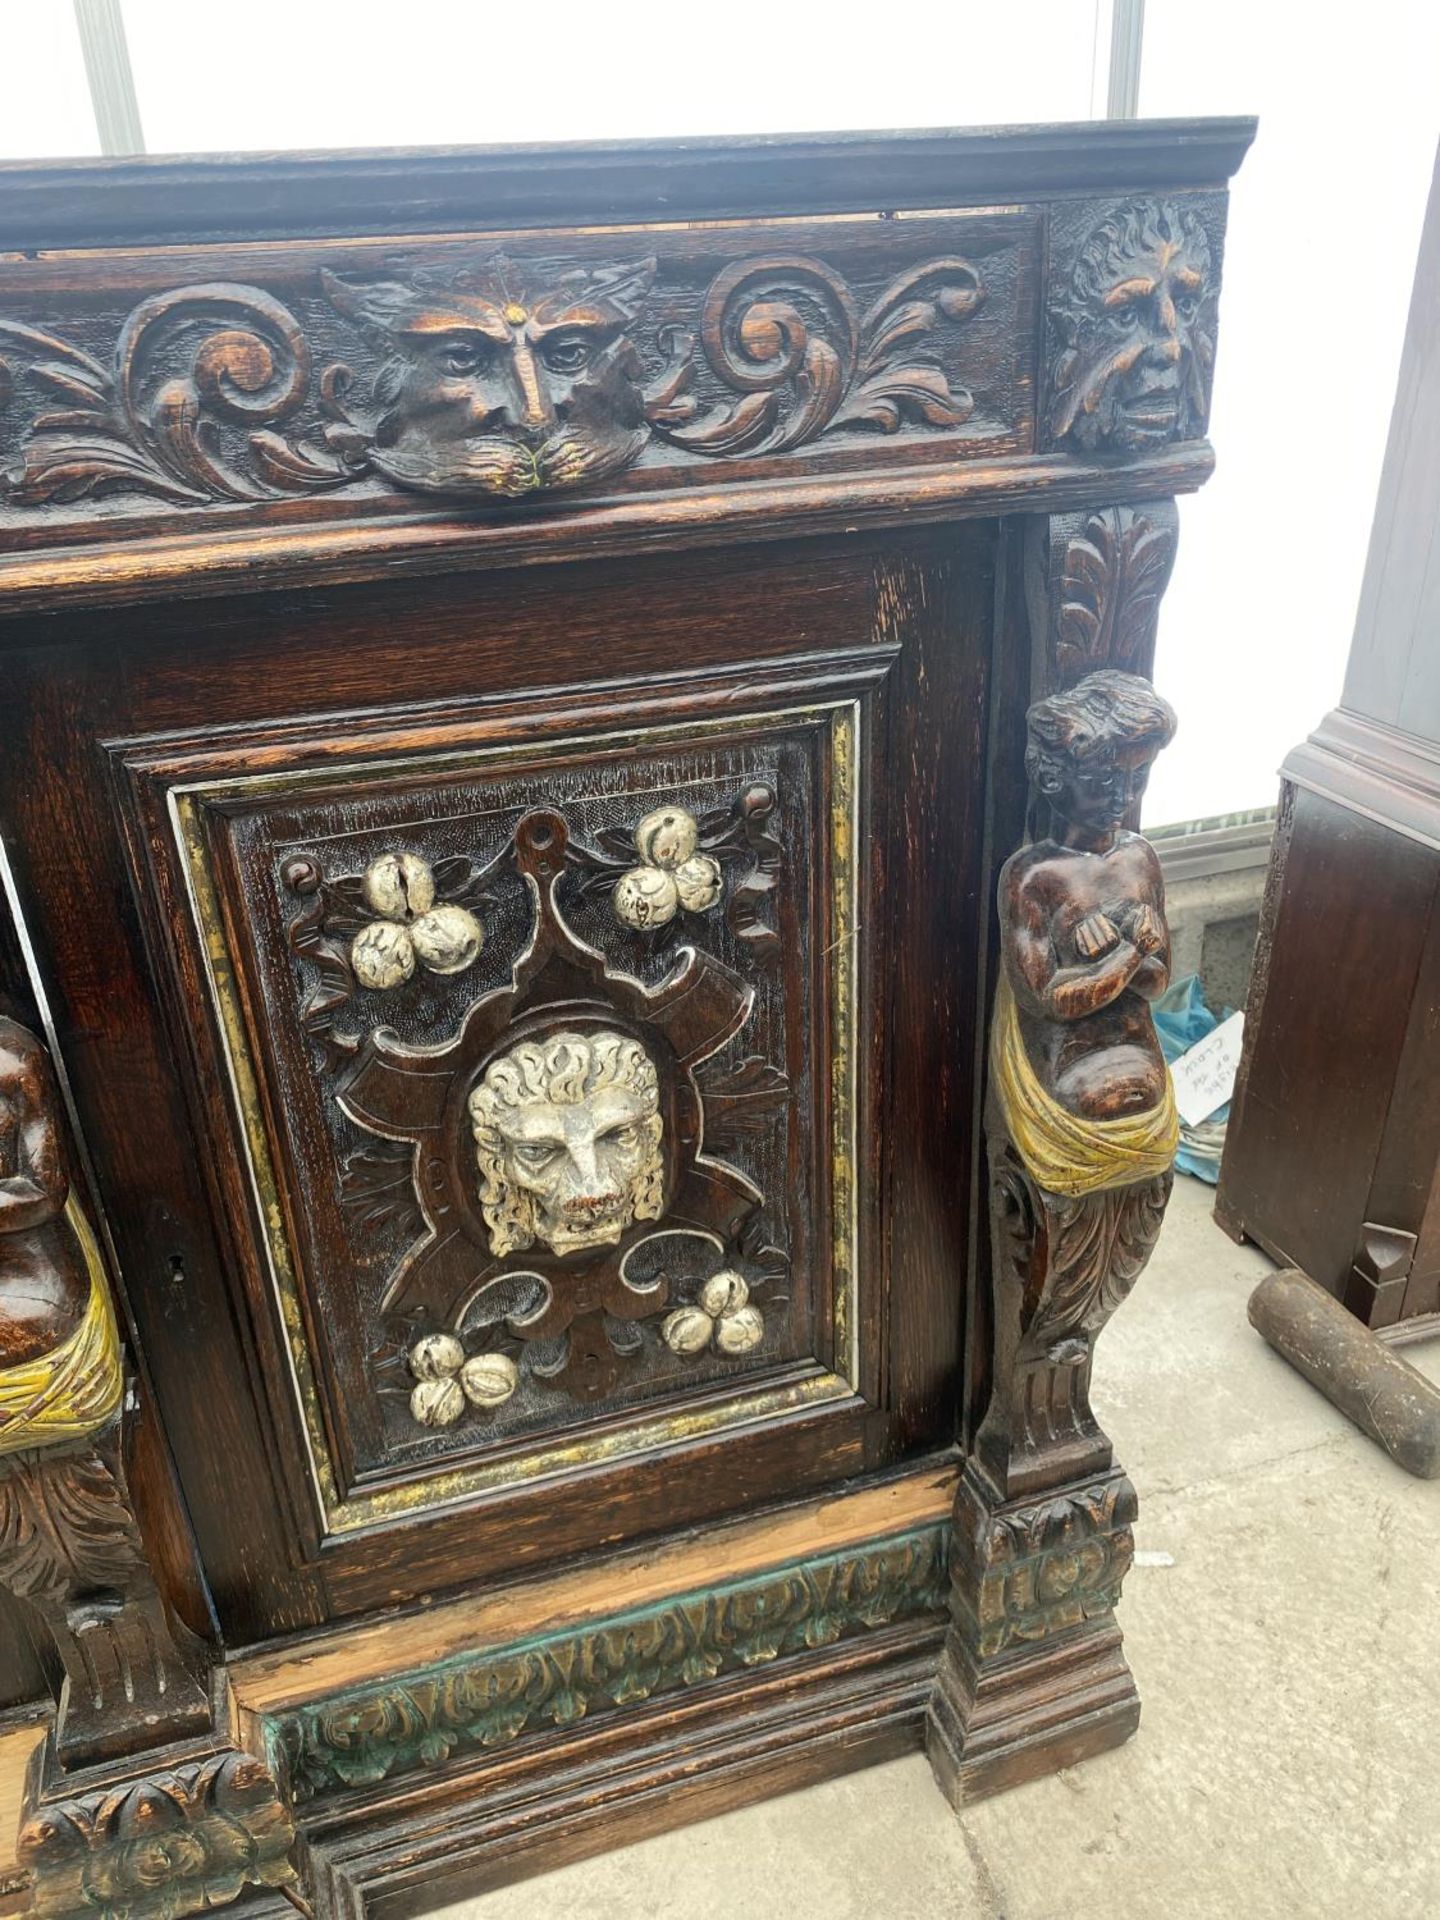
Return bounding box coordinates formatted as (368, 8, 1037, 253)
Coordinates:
(974, 1140, 1172, 1500)
(928, 667, 1180, 1803)
(0, 1420, 211, 1770)
(928, 1461, 1142, 1805)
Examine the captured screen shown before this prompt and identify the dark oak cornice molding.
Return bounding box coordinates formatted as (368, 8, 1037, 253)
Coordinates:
(0, 441, 1214, 620)
(0, 119, 1257, 252)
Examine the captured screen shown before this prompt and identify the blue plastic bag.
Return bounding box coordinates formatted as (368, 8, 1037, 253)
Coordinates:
(1153, 973, 1232, 1183)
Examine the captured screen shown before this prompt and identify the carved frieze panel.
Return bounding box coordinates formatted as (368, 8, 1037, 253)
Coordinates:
(1042, 194, 1227, 453)
(118, 684, 873, 1535)
(0, 211, 1037, 545)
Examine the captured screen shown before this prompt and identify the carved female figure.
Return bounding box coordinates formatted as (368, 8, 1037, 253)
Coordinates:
(0, 1013, 121, 1445)
(994, 669, 1179, 1197)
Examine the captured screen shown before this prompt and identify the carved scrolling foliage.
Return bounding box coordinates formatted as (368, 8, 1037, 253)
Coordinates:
(0, 249, 987, 510)
(648, 254, 984, 456)
(952, 1471, 1136, 1659)
(0, 287, 338, 506)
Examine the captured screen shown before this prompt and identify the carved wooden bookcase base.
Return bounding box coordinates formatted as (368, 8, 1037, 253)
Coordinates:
(0, 124, 1248, 1916)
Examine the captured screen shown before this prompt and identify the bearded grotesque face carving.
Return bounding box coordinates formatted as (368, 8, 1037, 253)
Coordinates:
(1050, 200, 1214, 452)
(322, 256, 656, 499)
(467, 1029, 665, 1258)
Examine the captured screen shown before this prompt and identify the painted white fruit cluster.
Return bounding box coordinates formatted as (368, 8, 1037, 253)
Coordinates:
(612, 806, 724, 931)
(407, 1331, 519, 1427)
(661, 1269, 765, 1359)
(350, 851, 485, 991)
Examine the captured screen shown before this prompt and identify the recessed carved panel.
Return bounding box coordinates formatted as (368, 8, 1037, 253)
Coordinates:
(0, 211, 1037, 543)
(121, 690, 871, 1533)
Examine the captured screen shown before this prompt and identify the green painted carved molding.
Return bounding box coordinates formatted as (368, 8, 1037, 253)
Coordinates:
(265, 1523, 949, 1800)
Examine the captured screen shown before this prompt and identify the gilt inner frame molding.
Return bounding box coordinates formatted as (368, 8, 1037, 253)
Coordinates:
(165, 699, 863, 1536)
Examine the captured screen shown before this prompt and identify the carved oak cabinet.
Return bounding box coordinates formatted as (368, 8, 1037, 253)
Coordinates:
(0, 122, 1250, 1917)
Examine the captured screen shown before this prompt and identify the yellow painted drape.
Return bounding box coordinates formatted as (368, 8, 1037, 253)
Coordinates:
(0, 1196, 123, 1456)
(992, 974, 1178, 1199)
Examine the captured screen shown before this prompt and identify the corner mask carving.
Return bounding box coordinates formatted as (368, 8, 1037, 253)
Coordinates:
(321, 257, 655, 497)
(1049, 199, 1214, 452)
(468, 1029, 665, 1258)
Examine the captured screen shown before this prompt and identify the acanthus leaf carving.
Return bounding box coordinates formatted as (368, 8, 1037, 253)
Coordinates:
(340, 1140, 425, 1244)
(1028, 1169, 1173, 1353)
(19, 1748, 296, 1920)
(695, 1052, 792, 1151)
(274, 1525, 949, 1799)
(954, 1471, 1137, 1658)
(1051, 502, 1179, 688)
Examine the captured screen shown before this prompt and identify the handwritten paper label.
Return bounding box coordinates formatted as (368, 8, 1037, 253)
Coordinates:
(1170, 1011, 1245, 1129)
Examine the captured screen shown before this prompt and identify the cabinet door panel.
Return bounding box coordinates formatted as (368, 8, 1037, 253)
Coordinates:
(3, 528, 988, 1631)
(154, 690, 877, 1532)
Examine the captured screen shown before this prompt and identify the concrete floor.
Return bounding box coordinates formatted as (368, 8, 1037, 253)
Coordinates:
(448, 1178, 1440, 1920)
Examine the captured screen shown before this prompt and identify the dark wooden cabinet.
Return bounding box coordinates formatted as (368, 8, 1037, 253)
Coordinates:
(1219, 139, 1440, 1334)
(0, 121, 1250, 1918)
